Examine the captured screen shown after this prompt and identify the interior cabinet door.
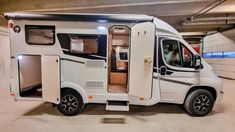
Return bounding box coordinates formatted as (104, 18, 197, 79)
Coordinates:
(129, 22, 155, 99)
(42, 55, 60, 104)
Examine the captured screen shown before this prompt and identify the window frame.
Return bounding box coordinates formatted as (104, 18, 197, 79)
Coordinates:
(25, 25, 56, 45)
(57, 33, 107, 60)
(161, 38, 196, 71)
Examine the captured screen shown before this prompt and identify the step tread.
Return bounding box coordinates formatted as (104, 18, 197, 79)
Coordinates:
(106, 100, 129, 111)
(108, 100, 128, 106)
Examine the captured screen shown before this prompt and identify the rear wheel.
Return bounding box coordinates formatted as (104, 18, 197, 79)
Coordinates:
(184, 89, 215, 117)
(57, 89, 84, 116)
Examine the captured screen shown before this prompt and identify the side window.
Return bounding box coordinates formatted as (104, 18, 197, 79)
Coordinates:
(57, 33, 107, 59)
(180, 43, 193, 68)
(25, 25, 55, 45)
(70, 36, 98, 54)
(162, 39, 182, 67)
(162, 39, 193, 68)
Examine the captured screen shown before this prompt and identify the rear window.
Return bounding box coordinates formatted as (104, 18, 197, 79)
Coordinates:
(25, 25, 55, 45)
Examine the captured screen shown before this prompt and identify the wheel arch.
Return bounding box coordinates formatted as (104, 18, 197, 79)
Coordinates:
(61, 81, 88, 103)
(184, 85, 217, 103)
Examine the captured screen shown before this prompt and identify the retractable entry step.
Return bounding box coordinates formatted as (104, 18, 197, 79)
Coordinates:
(106, 100, 129, 111)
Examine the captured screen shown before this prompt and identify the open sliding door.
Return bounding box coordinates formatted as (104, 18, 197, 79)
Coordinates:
(129, 22, 155, 99)
(42, 55, 60, 104)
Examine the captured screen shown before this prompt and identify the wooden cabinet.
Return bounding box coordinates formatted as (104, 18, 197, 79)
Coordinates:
(110, 72, 127, 85)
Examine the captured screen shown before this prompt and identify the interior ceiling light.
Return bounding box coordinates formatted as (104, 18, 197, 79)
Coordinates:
(17, 55, 22, 60)
(113, 27, 126, 33)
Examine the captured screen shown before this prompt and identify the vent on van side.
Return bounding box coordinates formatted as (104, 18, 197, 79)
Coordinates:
(86, 81, 104, 89)
(86, 60, 105, 68)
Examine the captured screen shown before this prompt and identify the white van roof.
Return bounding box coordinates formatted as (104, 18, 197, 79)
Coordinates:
(4, 12, 181, 38)
(154, 18, 182, 38)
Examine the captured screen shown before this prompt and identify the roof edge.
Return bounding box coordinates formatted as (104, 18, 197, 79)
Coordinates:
(4, 12, 154, 23)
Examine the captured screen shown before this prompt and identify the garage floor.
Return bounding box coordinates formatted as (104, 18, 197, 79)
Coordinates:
(0, 78, 235, 132)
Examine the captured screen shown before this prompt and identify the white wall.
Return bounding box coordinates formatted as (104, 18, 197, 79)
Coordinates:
(203, 29, 235, 79)
(0, 27, 11, 90)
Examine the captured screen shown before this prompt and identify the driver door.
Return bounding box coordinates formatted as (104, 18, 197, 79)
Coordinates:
(158, 37, 199, 102)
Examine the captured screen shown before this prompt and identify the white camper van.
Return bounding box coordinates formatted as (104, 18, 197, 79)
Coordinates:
(4, 12, 223, 116)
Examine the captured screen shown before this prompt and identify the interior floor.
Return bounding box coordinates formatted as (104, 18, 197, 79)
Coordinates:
(108, 84, 127, 93)
(20, 87, 42, 98)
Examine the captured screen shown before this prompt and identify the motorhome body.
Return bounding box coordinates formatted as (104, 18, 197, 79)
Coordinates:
(4, 12, 223, 116)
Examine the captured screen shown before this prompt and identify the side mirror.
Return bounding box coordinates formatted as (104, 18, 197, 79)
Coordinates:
(194, 55, 201, 69)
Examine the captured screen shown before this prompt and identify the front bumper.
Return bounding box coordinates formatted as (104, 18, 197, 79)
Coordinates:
(215, 90, 224, 104)
(215, 78, 224, 104)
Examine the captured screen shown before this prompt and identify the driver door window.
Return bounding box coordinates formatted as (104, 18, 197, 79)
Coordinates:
(180, 44, 193, 68)
(163, 40, 182, 67)
(162, 39, 193, 68)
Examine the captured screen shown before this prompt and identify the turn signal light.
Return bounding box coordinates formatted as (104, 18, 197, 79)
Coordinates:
(9, 93, 15, 96)
(88, 96, 94, 99)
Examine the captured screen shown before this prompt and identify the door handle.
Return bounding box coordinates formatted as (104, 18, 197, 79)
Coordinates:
(144, 57, 152, 64)
(159, 66, 167, 75)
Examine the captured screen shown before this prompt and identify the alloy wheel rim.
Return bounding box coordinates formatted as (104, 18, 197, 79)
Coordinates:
(193, 95, 210, 113)
(61, 95, 79, 112)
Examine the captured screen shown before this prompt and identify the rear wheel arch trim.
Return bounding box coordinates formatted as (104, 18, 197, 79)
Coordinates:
(61, 82, 88, 103)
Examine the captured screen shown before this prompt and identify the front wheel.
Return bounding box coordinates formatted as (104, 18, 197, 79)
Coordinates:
(57, 89, 84, 116)
(184, 89, 215, 117)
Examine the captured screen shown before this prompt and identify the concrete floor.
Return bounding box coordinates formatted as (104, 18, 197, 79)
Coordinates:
(0, 78, 235, 132)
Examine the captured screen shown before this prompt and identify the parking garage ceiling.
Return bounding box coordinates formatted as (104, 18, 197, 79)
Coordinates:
(0, 0, 235, 37)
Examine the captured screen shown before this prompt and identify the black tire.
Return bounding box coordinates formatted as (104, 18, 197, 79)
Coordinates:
(57, 89, 84, 116)
(184, 89, 215, 117)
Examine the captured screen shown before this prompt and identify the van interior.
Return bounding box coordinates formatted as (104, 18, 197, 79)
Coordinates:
(18, 55, 42, 98)
(108, 26, 130, 93)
